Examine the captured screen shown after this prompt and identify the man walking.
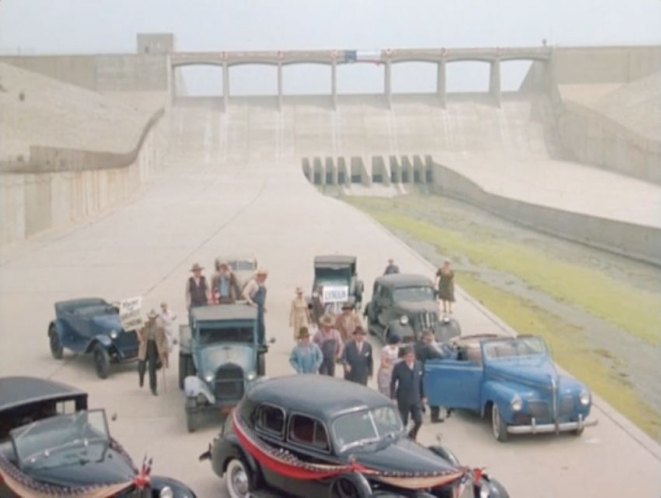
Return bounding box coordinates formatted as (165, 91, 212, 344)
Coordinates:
(289, 326, 323, 374)
(137, 310, 168, 396)
(415, 330, 447, 423)
(390, 346, 426, 440)
(341, 326, 373, 385)
(313, 314, 343, 376)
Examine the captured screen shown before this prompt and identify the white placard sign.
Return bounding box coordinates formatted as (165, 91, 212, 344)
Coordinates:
(119, 296, 143, 331)
(323, 285, 349, 304)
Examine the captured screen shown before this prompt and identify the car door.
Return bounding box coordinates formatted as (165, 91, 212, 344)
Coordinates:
(376, 287, 392, 328)
(424, 359, 483, 412)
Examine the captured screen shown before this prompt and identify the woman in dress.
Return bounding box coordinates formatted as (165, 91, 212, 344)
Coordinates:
(377, 333, 401, 396)
(289, 287, 311, 340)
(435, 260, 455, 314)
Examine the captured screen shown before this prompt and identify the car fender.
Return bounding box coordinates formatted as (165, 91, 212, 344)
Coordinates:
(481, 380, 518, 421)
(48, 320, 65, 340)
(150, 475, 197, 497)
(217, 436, 263, 487)
(184, 376, 215, 404)
(84, 334, 112, 353)
(427, 445, 461, 467)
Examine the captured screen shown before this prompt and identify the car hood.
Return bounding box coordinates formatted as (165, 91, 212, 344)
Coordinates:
(92, 314, 123, 332)
(394, 301, 438, 314)
(349, 436, 457, 475)
(26, 446, 135, 488)
(486, 357, 559, 388)
(198, 344, 255, 374)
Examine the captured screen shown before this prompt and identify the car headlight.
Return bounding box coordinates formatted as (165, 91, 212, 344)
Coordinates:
(109, 330, 118, 340)
(579, 389, 591, 406)
(510, 394, 523, 412)
(204, 373, 214, 383)
(246, 371, 257, 381)
(159, 486, 174, 498)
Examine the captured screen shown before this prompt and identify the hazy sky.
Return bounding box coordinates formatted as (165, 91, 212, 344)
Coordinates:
(1, 0, 660, 94)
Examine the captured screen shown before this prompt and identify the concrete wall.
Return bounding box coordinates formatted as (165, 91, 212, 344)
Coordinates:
(0, 54, 169, 92)
(431, 161, 661, 267)
(0, 111, 165, 245)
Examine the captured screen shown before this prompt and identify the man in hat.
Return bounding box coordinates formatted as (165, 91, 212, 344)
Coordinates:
(185, 263, 210, 310)
(289, 326, 323, 374)
(391, 346, 426, 440)
(243, 269, 268, 345)
(341, 326, 373, 385)
(310, 285, 325, 326)
(415, 330, 448, 423)
(384, 258, 400, 275)
(211, 259, 241, 304)
(313, 314, 344, 376)
(335, 302, 362, 343)
(289, 287, 311, 341)
(137, 310, 168, 396)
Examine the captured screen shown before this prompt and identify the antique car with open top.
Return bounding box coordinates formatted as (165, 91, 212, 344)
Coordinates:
(0, 376, 195, 497)
(201, 375, 509, 498)
(48, 297, 140, 379)
(365, 274, 461, 344)
(179, 304, 272, 432)
(424, 334, 598, 442)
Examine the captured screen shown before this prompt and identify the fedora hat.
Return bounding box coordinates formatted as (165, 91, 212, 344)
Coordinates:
(298, 326, 310, 339)
(319, 314, 335, 327)
(256, 268, 268, 276)
(190, 263, 204, 272)
(147, 309, 159, 319)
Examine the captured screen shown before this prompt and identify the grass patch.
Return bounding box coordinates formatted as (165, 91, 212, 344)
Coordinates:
(459, 273, 661, 442)
(348, 196, 661, 346)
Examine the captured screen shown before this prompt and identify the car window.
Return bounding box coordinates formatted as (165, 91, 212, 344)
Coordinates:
(393, 286, 434, 302)
(256, 404, 285, 437)
(378, 286, 390, 300)
(289, 414, 329, 451)
(198, 327, 253, 345)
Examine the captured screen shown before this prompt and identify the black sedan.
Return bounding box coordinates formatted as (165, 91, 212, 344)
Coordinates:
(201, 375, 508, 498)
(0, 376, 195, 497)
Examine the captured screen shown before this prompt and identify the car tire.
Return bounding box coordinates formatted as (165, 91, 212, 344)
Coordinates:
(49, 324, 63, 360)
(93, 344, 110, 379)
(257, 353, 265, 376)
(329, 473, 371, 498)
(225, 458, 253, 498)
(186, 398, 198, 433)
(491, 404, 508, 442)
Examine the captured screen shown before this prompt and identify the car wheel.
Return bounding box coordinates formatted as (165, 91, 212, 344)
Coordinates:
(225, 458, 252, 498)
(49, 324, 63, 360)
(257, 353, 265, 376)
(491, 404, 508, 442)
(93, 344, 110, 379)
(329, 474, 371, 498)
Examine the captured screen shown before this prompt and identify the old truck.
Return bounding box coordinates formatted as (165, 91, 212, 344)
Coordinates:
(311, 255, 364, 314)
(178, 304, 271, 432)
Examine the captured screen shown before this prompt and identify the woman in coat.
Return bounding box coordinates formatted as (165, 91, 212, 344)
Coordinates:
(289, 287, 311, 340)
(377, 333, 401, 396)
(435, 260, 455, 314)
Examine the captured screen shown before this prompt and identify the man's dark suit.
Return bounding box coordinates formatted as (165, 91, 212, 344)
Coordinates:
(390, 360, 425, 440)
(342, 340, 373, 385)
(415, 340, 445, 422)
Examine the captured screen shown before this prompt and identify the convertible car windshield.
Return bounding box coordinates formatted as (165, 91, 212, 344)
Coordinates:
(198, 327, 253, 345)
(483, 337, 547, 360)
(333, 406, 403, 452)
(11, 410, 109, 471)
(393, 286, 435, 302)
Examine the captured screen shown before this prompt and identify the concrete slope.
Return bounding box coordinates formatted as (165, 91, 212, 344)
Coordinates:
(0, 105, 659, 497)
(0, 62, 153, 161)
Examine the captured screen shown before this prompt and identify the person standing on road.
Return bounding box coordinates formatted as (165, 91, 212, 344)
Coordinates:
(390, 346, 426, 441)
(384, 258, 400, 275)
(377, 333, 401, 396)
(341, 326, 373, 385)
(211, 260, 242, 304)
(159, 301, 177, 352)
(435, 260, 455, 314)
(243, 269, 268, 344)
(289, 326, 323, 374)
(289, 287, 311, 341)
(186, 263, 210, 310)
(310, 285, 325, 326)
(137, 310, 168, 396)
(415, 330, 447, 423)
(335, 302, 362, 343)
(313, 314, 344, 376)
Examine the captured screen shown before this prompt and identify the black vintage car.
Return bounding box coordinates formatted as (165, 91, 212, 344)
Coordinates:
(0, 376, 195, 498)
(202, 375, 508, 498)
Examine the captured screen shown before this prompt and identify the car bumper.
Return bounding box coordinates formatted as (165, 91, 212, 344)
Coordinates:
(507, 414, 598, 435)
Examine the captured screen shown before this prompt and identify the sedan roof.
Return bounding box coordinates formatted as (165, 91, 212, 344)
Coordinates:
(0, 377, 87, 413)
(375, 273, 434, 288)
(246, 375, 390, 421)
(314, 255, 357, 267)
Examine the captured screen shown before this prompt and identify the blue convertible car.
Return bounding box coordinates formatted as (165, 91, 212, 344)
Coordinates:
(48, 298, 140, 379)
(425, 335, 597, 442)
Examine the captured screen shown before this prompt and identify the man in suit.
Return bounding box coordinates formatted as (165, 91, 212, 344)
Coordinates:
(390, 346, 426, 440)
(415, 330, 446, 423)
(341, 326, 373, 385)
(138, 310, 168, 396)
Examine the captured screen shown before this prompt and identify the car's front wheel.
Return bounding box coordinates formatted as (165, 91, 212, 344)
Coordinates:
(225, 458, 253, 498)
(491, 404, 508, 442)
(93, 344, 111, 379)
(49, 324, 63, 359)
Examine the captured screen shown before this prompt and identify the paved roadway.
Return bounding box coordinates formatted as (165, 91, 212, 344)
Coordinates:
(1, 105, 659, 497)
